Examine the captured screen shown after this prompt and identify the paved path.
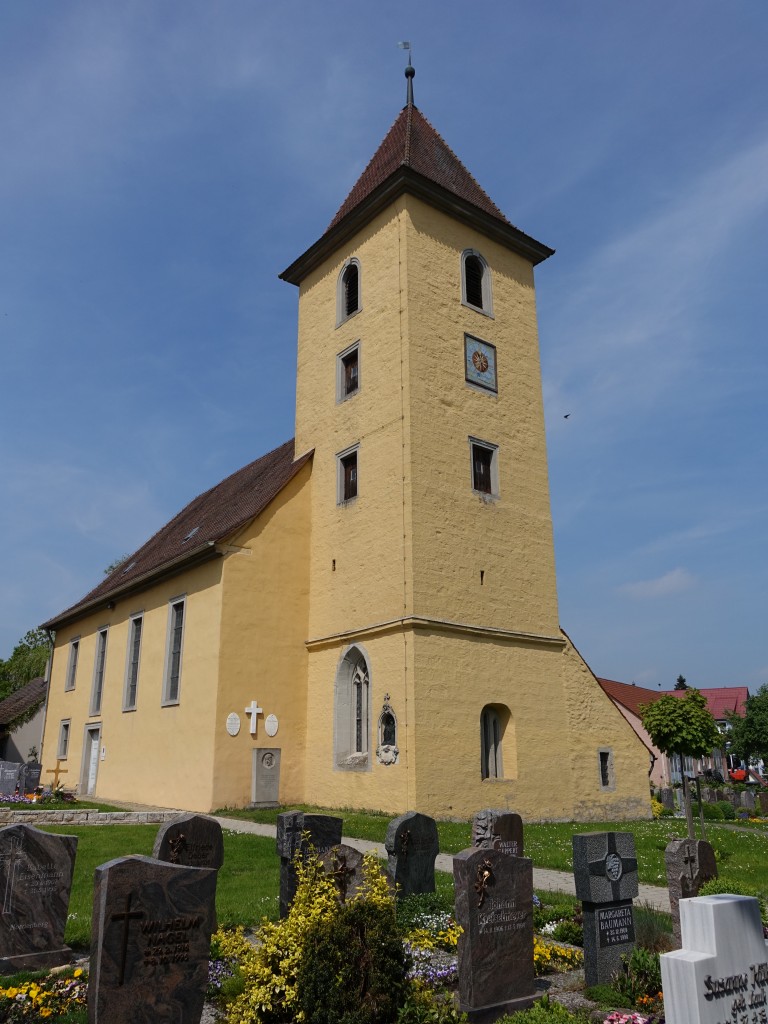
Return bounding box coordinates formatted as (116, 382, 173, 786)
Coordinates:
(213, 816, 671, 912)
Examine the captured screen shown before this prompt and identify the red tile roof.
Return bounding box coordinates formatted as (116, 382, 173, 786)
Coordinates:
(597, 677, 749, 721)
(43, 440, 312, 630)
(0, 677, 47, 727)
(328, 104, 511, 230)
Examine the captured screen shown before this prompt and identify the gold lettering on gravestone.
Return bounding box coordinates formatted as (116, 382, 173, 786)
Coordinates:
(596, 904, 634, 947)
(141, 915, 203, 966)
(704, 961, 768, 1024)
(477, 897, 528, 935)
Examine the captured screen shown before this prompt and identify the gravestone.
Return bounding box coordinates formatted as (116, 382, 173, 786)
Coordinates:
(320, 843, 366, 903)
(759, 792, 768, 816)
(88, 854, 216, 1024)
(251, 748, 281, 807)
(707, 788, 721, 804)
(385, 811, 439, 898)
(472, 808, 524, 857)
(0, 761, 22, 797)
(276, 811, 343, 916)
(664, 839, 718, 945)
(23, 762, 42, 794)
(453, 846, 536, 1020)
(573, 832, 639, 986)
(0, 823, 77, 972)
(740, 790, 756, 812)
(153, 814, 224, 870)
(660, 788, 675, 811)
(661, 895, 768, 1024)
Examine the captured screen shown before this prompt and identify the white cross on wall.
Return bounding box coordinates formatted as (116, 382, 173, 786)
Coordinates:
(245, 700, 263, 736)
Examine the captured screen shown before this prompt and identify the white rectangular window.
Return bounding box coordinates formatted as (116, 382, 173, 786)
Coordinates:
(162, 598, 186, 705)
(336, 342, 360, 401)
(65, 639, 80, 691)
(123, 614, 143, 711)
(336, 444, 359, 504)
(90, 628, 108, 715)
(57, 720, 71, 759)
(469, 437, 499, 497)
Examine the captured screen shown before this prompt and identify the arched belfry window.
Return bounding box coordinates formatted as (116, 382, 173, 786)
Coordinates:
(461, 250, 493, 316)
(480, 704, 507, 780)
(337, 258, 361, 325)
(334, 645, 371, 771)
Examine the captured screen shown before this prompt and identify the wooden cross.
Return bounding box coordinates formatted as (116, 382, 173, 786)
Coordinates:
(1, 838, 23, 916)
(111, 892, 144, 986)
(46, 761, 69, 787)
(244, 700, 263, 736)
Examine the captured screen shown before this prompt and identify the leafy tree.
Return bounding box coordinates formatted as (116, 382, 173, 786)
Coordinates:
(674, 675, 689, 691)
(726, 685, 768, 764)
(0, 628, 51, 701)
(641, 689, 720, 838)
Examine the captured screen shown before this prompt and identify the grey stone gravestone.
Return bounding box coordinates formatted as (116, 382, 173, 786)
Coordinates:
(759, 791, 768, 816)
(573, 832, 639, 987)
(454, 846, 536, 1020)
(88, 854, 216, 1024)
(0, 823, 77, 972)
(23, 762, 42, 794)
(664, 838, 718, 945)
(661, 895, 768, 1024)
(707, 788, 721, 804)
(320, 843, 366, 903)
(660, 788, 675, 811)
(251, 747, 281, 807)
(740, 790, 756, 812)
(0, 762, 22, 797)
(276, 811, 343, 916)
(472, 808, 524, 857)
(385, 811, 439, 898)
(153, 814, 224, 870)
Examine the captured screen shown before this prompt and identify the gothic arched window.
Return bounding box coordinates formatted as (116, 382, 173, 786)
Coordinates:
(337, 258, 361, 325)
(333, 646, 371, 771)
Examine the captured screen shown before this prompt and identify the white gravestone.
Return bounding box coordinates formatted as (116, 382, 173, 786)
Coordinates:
(661, 895, 768, 1024)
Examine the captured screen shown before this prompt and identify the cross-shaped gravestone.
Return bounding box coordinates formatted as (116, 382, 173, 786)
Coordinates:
(584, 832, 638, 902)
(46, 761, 69, 787)
(661, 895, 768, 1024)
(244, 700, 263, 736)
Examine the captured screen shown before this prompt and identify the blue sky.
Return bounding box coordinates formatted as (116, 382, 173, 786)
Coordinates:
(1, 2, 767, 692)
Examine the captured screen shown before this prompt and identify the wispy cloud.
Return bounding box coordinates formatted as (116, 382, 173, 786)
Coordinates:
(618, 567, 696, 599)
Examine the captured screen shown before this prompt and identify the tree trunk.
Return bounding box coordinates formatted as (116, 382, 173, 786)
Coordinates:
(681, 753, 696, 840)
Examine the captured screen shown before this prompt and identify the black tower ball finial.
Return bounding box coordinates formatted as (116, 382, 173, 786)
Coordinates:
(405, 61, 415, 107)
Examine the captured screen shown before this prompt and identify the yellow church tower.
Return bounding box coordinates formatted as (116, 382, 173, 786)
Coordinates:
(281, 65, 648, 820)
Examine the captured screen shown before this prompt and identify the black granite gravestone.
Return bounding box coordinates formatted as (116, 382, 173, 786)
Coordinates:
(276, 811, 343, 916)
(453, 846, 536, 1020)
(472, 809, 524, 857)
(153, 814, 224, 870)
(664, 838, 718, 945)
(88, 854, 216, 1023)
(23, 762, 42, 794)
(572, 832, 638, 986)
(385, 811, 439, 898)
(0, 823, 77, 972)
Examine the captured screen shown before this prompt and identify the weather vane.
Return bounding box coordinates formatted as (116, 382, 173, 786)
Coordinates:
(398, 41, 415, 105)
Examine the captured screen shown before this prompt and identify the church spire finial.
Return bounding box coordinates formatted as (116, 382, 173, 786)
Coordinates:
(398, 41, 415, 107)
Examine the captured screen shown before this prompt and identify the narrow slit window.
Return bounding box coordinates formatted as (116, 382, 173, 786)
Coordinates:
(338, 447, 359, 503)
(65, 639, 79, 691)
(163, 598, 186, 704)
(90, 628, 108, 715)
(124, 615, 143, 710)
(337, 343, 361, 401)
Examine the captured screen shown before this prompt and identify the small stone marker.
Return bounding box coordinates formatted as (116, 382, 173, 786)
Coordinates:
(153, 814, 224, 870)
(573, 832, 639, 986)
(661, 894, 768, 1024)
(664, 838, 718, 945)
(660, 788, 675, 811)
(741, 790, 756, 812)
(385, 811, 439, 898)
(0, 823, 78, 972)
(472, 808, 524, 857)
(251, 748, 281, 807)
(88, 854, 216, 1024)
(320, 843, 365, 902)
(276, 811, 343, 916)
(454, 846, 536, 1019)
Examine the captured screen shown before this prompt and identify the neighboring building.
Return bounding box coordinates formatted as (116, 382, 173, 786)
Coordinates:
(0, 676, 47, 763)
(40, 69, 651, 820)
(597, 678, 749, 786)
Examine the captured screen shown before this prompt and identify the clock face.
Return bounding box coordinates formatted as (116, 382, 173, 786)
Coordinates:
(465, 335, 497, 392)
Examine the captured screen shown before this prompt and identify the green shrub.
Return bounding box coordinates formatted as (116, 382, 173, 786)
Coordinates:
(397, 982, 467, 1024)
(533, 894, 580, 930)
(551, 919, 583, 947)
(612, 946, 662, 1005)
(583, 984, 625, 1008)
(659, 807, 675, 817)
(701, 803, 725, 820)
(497, 995, 590, 1024)
(297, 898, 409, 1024)
(717, 800, 736, 820)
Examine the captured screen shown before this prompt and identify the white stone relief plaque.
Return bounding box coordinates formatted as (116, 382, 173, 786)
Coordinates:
(265, 714, 279, 737)
(226, 712, 241, 737)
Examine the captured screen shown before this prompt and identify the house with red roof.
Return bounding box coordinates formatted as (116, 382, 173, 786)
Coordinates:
(38, 67, 651, 820)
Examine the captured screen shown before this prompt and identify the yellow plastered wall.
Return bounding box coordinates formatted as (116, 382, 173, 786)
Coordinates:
(211, 463, 312, 809)
(42, 560, 224, 811)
